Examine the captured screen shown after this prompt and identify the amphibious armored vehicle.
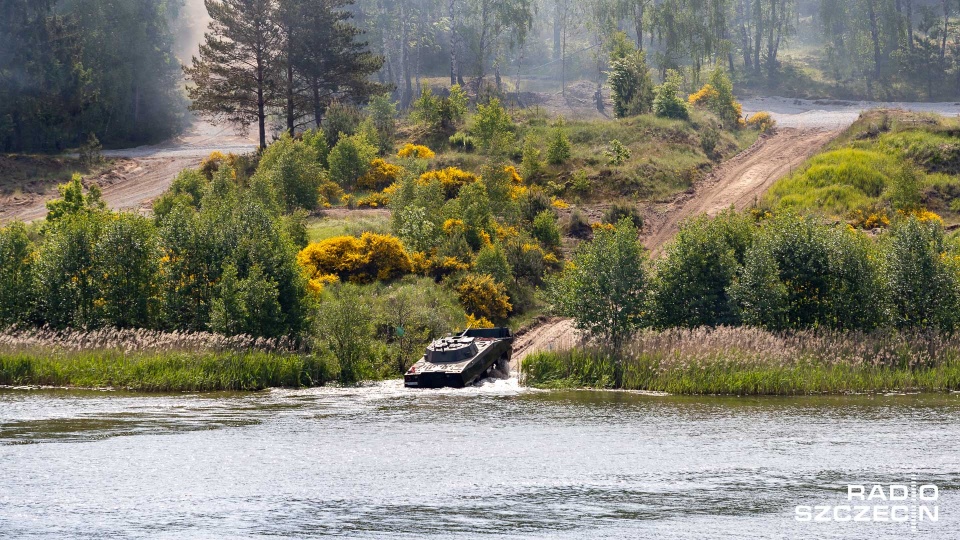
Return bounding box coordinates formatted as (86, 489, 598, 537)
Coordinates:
(404, 328, 514, 388)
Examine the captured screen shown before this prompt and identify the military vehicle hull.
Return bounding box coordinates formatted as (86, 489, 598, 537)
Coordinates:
(404, 328, 513, 389)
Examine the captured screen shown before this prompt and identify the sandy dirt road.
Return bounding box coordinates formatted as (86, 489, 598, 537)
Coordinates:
(642, 127, 838, 254)
(0, 121, 257, 223)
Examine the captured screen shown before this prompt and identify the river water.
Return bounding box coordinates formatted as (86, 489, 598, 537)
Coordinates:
(1, 380, 957, 539)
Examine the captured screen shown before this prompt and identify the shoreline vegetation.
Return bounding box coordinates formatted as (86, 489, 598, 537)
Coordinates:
(521, 327, 960, 395)
(0, 327, 330, 392)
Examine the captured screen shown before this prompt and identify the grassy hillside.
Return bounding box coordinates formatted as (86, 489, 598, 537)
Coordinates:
(763, 110, 960, 226)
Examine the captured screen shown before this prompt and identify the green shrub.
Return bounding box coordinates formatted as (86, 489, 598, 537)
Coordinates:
(316, 283, 375, 384)
(365, 93, 397, 155)
(549, 218, 646, 349)
(546, 118, 572, 165)
(653, 70, 689, 120)
(605, 139, 631, 165)
(0, 222, 36, 325)
(473, 243, 513, 285)
(253, 134, 325, 212)
(603, 202, 643, 230)
(608, 49, 655, 118)
(520, 136, 543, 178)
(531, 210, 562, 250)
(328, 133, 378, 190)
(473, 98, 515, 152)
(323, 101, 361, 147)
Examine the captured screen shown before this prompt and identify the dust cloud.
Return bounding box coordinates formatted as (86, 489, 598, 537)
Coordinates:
(172, 0, 211, 65)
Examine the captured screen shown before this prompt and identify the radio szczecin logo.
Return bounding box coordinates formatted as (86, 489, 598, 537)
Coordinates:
(796, 480, 939, 531)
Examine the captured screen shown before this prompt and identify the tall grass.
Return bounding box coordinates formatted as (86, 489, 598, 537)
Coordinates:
(0, 326, 332, 391)
(521, 327, 960, 395)
(0, 350, 332, 391)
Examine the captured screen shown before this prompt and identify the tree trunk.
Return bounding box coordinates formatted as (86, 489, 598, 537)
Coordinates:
(313, 83, 323, 128)
(634, 3, 644, 51)
(753, 0, 763, 76)
(867, 0, 883, 84)
(739, 0, 752, 70)
(906, 0, 914, 50)
(941, 0, 949, 63)
(553, 2, 561, 59)
(286, 60, 295, 137)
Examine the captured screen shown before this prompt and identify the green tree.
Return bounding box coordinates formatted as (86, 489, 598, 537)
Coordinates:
(609, 49, 655, 118)
(34, 214, 105, 328)
(531, 210, 562, 250)
(651, 210, 754, 328)
(316, 283, 374, 384)
(546, 118, 572, 165)
(0, 222, 36, 325)
(653, 69, 689, 120)
(45, 175, 105, 223)
(886, 217, 960, 330)
(253, 134, 325, 212)
(185, 0, 282, 149)
(328, 133, 378, 190)
(93, 214, 159, 328)
(549, 218, 646, 349)
(472, 98, 515, 152)
(473, 243, 513, 285)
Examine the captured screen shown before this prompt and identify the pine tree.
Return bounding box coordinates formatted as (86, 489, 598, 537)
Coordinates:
(185, 0, 282, 149)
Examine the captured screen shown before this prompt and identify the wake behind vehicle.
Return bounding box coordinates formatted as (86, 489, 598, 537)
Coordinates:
(404, 328, 514, 388)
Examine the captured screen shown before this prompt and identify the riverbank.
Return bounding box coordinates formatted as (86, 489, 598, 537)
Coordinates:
(0, 350, 332, 392)
(520, 327, 960, 395)
(0, 326, 332, 391)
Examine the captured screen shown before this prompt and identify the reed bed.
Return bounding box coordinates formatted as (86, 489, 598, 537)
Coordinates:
(0, 326, 331, 391)
(0, 325, 299, 354)
(521, 327, 960, 395)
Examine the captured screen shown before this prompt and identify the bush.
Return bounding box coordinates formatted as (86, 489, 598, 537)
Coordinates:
(473, 243, 513, 285)
(653, 70, 690, 120)
(688, 66, 743, 128)
(93, 214, 159, 328)
(323, 101, 362, 147)
(520, 136, 543, 179)
(397, 143, 435, 159)
(546, 118, 572, 165)
(449, 132, 476, 152)
(887, 217, 960, 330)
(531, 210, 561, 250)
(417, 167, 479, 199)
(298, 232, 412, 285)
(473, 98, 515, 152)
(315, 283, 374, 384)
(565, 209, 592, 239)
(412, 85, 469, 132)
(650, 210, 753, 328)
(609, 49, 655, 118)
(605, 140, 631, 165)
(700, 126, 719, 158)
(45, 174, 105, 223)
(456, 273, 513, 321)
(328, 133, 378, 190)
(549, 218, 646, 349)
(0, 222, 36, 325)
(357, 158, 405, 191)
(253, 134, 325, 212)
(746, 111, 776, 132)
(603, 203, 643, 230)
(365, 93, 397, 155)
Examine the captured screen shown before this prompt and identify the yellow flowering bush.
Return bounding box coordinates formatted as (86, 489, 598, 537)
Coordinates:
(318, 179, 345, 206)
(410, 252, 470, 279)
(418, 167, 479, 198)
(199, 151, 242, 179)
(297, 232, 412, 284)
(357, 158, 405, 191)
(356, 192, 390, 208)
(456, 273, 513, 321)
(443, 218, 466, 234)
(505, 165, 523, 184)
(746, 111, 776, 132)
(464, 314, 495, 329)
(898, 208, 943, 224)
(688, 84, 719, 106)
(849, 207, 891, 229)
(305, 273, 340, 295)
(551, 197, 570, 209)
(397, 143, 436, 159)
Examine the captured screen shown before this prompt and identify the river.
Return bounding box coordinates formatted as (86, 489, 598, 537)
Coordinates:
(0, 380, 957, 539)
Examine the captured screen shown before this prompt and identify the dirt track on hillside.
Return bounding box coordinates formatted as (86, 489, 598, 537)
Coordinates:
(0, 121, 257, 223)
(642, 127, 839, 255)
(514, 126, 839, 370)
